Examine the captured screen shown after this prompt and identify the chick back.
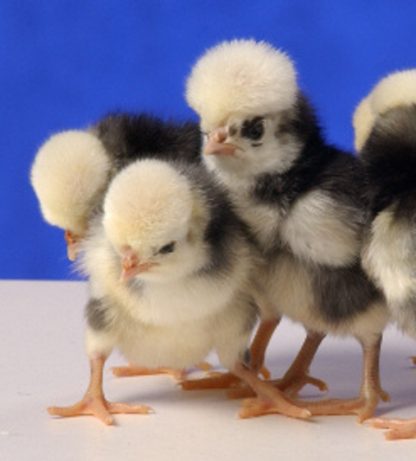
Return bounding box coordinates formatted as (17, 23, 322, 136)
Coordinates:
(93, 113, 202, 171)
(360, 105, 416, 337)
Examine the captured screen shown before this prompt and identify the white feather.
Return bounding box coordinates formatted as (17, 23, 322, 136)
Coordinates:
(186, 39, 297, 131)
(353, 69, 416, 150)
(362, 208, 415, 304)
(281, 191, 362, 267)
(31, 130, 110, 234)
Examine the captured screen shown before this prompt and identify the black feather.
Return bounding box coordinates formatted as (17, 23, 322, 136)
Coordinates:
(94, 112, 202, 171)
(176, 162, 256, 277)
(360, 105, 416, 216)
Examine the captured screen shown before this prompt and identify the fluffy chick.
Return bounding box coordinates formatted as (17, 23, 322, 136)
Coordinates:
(48, 158, 310, 424)
(356, 69, 416, 440)
(31, 114, 201, 260)
(185, 39, 390, 420)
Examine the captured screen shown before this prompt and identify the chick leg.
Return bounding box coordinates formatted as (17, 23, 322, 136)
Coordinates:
(228, 331, 327, 399)
(249, 317, 281, 379)
(295, 335, 389, 422)
(272, 331, 327, 396)
(232, 362, 311, 420)
(180, 318, 280, 391)
(112, 362, 212, 381)
(48, 355, 152, 425)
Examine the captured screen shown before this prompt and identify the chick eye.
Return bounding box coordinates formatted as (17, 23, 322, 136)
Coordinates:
(158, 241, 176, 255)
(241, 117, 264, 141)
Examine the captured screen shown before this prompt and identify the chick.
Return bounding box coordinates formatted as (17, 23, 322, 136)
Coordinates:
(48, 158, 311, 424)
(185, 39, 390, 420)
(355, 69, 416, 440)
(31, 114, 201, 260)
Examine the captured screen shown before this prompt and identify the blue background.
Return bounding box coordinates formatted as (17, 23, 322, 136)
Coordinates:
(1, 0, 415, 280)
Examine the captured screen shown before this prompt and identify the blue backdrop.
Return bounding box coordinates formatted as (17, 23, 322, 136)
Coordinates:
(1, 0, 415, 280)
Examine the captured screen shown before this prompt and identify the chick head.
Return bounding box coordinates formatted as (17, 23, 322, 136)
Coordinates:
(353, 69, 416, 151)
(30, 130, 110, 260)
(186, 39, 299, 176)
(103, 159, 207, 282)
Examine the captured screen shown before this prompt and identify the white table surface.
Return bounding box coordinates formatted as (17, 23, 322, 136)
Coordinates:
(1, 280, 416, 461)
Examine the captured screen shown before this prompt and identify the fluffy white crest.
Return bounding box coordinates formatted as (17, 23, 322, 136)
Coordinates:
(31, 130, 110, 233)
(353, 96, 375, 151)
(103, 159, 193, 252)
(353, 69, 416, 151)
(186, 39, 297, 131)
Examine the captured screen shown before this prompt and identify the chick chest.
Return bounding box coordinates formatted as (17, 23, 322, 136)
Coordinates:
(114, 274, 236, 328)
(116, 315, 216, 369)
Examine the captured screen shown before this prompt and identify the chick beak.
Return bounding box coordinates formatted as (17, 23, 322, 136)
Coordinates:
(204, 127, 237, 156)
(120, 250, 158, 282)
(64, 230, 81, 261)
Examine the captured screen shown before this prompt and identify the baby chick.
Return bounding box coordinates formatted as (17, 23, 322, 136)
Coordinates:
(48, 158, 310, 424)
(31, 114, 201, 260)
(356, 69, 416, 440)
(185, 39, 390, 420)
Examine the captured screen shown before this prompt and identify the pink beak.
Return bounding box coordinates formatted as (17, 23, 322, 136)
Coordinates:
(204, 127, 237, 156)
(120, 249, 158, 282)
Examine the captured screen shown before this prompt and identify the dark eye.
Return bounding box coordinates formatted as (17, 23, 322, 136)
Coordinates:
(241, 117, 264, 141)
(158, 241, 176, 255)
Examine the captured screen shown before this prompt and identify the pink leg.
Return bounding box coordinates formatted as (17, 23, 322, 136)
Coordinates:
(228, 331, 327, 399)
(48, 356, 152, 425)
(296, 335, 389, 422)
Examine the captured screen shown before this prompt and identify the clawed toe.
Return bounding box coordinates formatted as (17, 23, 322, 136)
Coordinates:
(368, 418, 416, 440)
(48, 396, 152, 425)
(239, 396, 311, 420)
(273, 373, 328, 398)
(112, 365, 185, 381)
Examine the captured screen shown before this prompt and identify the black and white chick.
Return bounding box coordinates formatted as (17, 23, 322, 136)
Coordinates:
(48, 158, 312, 424)
(31, 114, 201, 260)
(355, 69, 416, 440)
(185, 39, 390, 420)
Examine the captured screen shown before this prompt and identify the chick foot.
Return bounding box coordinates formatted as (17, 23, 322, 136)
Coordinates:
(228, 331, 327, 399)
(297, 343, 389, 422)
(112, 362, 212, 382)
(48, 355, 152, 425)
(180, 371, 241, 390)
(48, 395, 152, 425)
(369, 418, 416, 441)
(233, 362, 311, 420)
(180, 365, 269, 391)
(112, 365, 186, 381)
(274, 372, 328, 397)
(227, 372, 327, 399)
(239, 397, 310, 419)
(297, 391, 388, 423)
